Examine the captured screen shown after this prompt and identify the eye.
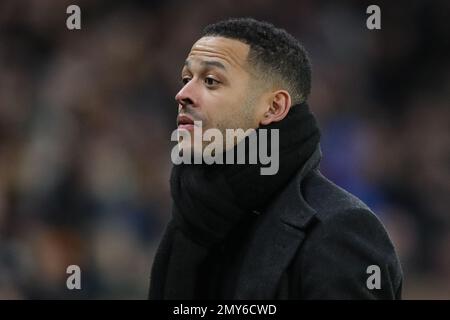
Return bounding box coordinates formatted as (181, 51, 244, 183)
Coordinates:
(204, 77, 219, 86)
(181, 76, 191, 85)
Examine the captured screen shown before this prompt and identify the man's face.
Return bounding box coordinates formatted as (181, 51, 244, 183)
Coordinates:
(175, 36, 265, 152)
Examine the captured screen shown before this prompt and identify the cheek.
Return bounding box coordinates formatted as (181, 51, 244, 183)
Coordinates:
(204, 83, 251, 129)
(219, 88, 248, 118)
(200, 92, 231, 125)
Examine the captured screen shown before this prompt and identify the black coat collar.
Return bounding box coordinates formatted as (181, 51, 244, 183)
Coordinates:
(232, 146, 322, 299)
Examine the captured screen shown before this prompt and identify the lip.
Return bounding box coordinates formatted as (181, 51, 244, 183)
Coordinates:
(178, 124, 195, 131)
(177, 114, 195, 130)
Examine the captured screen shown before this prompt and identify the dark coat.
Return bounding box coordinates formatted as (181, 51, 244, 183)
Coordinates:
(202, 146, 403, 299)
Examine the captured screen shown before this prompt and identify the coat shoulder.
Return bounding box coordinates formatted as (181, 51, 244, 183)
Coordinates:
(301, 170, 372, 222)
(279, 169, 403, 299)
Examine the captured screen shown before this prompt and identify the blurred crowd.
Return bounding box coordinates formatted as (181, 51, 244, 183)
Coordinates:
(0, 0, 449, 299)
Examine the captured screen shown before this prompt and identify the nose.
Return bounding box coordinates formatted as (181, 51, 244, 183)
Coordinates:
(175, 81, 195, 108)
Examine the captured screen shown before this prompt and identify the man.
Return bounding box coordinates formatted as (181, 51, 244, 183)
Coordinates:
(149, 18, 403, 299)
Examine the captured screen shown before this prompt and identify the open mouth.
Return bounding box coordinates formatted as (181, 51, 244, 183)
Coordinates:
(177, 114, 195, 130)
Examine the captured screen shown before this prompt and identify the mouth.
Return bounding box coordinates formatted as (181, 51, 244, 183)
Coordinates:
(177, 114, 195, 131)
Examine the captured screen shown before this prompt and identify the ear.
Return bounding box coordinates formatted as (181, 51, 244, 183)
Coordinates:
(259, 90, 292, 126)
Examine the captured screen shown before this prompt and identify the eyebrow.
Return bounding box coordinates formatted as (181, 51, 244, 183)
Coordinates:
(184, 60, 227, 71)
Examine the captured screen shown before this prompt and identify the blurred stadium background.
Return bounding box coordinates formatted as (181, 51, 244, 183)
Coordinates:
(0, 0, 449, 299)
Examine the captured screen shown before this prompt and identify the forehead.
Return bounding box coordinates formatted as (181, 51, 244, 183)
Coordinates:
(185, 36, 250, 71)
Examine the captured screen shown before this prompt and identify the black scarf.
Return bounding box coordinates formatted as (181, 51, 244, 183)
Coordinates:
(149, 102, 321, 299)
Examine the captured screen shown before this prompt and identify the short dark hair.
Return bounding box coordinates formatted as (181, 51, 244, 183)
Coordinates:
(203, 17, 311, 104)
